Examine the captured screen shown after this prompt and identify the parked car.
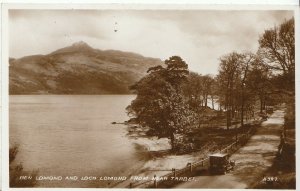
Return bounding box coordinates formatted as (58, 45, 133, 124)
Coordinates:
(209, 153, 235, 175)
(259, 112, 268, 121)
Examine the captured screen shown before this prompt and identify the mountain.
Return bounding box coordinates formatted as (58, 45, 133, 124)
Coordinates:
(9, 41, 163, 94)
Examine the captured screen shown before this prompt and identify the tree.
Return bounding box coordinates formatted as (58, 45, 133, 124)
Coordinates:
(182, 72, 203, 111)
(209, 77, 218, 110)
(201, 75, 214, 107)
(217, 52, 261, 130)
(127, 56, 196, 151)
(217, 52, 242, 130)
(246, 58, 272, 113)
(183, 72, 215, 129)
(258, 18, 295, 92)
(239, 53, 256, 127)
(163, 56, 189, 90)
(183, 73, 214, 109)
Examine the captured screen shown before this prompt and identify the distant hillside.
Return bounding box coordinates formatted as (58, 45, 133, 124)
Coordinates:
(9, 41, 162, 94)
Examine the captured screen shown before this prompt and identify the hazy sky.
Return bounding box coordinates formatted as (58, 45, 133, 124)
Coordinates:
(9, 10, 293, 75)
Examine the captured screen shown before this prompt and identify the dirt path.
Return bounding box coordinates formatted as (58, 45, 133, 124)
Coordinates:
(176, 109, 285, 189)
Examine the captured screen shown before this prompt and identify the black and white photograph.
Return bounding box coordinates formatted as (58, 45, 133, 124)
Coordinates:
(4, 5, 296, 189)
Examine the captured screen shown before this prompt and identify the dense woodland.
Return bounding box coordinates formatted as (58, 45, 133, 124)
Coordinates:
(127, 18, 295, 152)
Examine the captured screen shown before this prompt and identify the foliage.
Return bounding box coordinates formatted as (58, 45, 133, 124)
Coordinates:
(216, 52, 260, 129)
(127, 56, 196, 151)
(173, 135, 195, 154)
(216, 52, 242, 129)
(258, 18, 295, 92)
(10, 145, 37, 187)
(183, 72, 215, 110)
(246, 58, 275, 111)
(9, 144, 19, 164)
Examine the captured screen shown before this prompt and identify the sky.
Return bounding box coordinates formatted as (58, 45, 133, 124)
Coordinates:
(9, 9, 293, 75)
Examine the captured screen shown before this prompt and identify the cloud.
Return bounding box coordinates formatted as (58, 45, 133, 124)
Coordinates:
(9, 9, 294, 75)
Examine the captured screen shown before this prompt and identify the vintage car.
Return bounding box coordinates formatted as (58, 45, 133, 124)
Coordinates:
(209, 153, 235, 175)
(258, 112, 268, 121)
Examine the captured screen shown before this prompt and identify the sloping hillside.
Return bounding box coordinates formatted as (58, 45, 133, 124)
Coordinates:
(9, 41, 162, 94)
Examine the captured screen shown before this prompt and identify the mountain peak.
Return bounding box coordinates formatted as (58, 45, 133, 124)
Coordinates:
(71, 41, 90, 48)
(50, 41, 94, 55)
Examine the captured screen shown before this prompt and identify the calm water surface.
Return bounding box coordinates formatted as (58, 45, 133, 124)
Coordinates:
(10, 95, 145, 187)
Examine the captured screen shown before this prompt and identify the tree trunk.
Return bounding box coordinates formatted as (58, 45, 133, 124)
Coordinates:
(225, 93, 230, 130)
(170, 133, 175, 151)
(211, 95, 214, 110)
(227, 110, 230, 130)
(241, 86, 244, 128)
(226, 79, 232, 130)
(198, 114, 202, 128)
(229, 83, 233, 129)
(260, 95, 263, 113)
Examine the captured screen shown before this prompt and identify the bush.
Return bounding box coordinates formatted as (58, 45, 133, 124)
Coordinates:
(173, 135, 195, 154)
(9, 145, 38, 187)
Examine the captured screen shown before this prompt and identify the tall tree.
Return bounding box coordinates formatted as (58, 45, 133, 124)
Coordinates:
(239, 53, 256, 127)
(246, 58, 272, 113)
(183, 72, 203, 111)
(127, 56, 195, 151)
(217, 52, 242, 130)
(201, 75, 214, 107)
(210, 77, 218, 110)
(258, 18, 295, 92)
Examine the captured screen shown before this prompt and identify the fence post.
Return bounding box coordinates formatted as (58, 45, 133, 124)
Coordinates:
(201, 158, 204, 167)
(187, 162, 192, 172)
(129, 183, 132, 188)
(172, 168, 176, 177)
(153, 175, 157, 188)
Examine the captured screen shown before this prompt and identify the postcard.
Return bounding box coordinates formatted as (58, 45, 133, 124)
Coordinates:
(1, 2, 298, 190)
